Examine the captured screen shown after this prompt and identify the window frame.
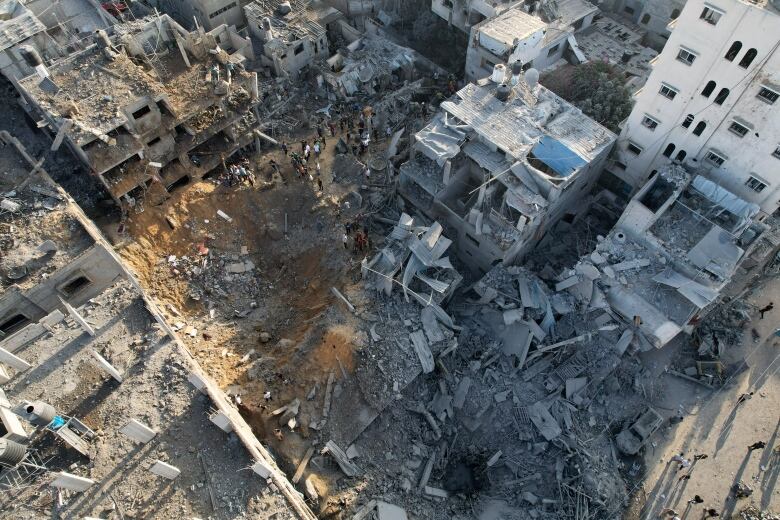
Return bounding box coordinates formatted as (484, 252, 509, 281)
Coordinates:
(676, 47, 698, 66)
(745, 175, 767, 193)
(658, 83, 679, 100)
(641, 114, 660, 130)
(704, 149, 726, 167)
(757, 86, 780, 104)
(728, 120, 749, 138)
(699, 5, 723, 25)
(626, 141, 644, 155)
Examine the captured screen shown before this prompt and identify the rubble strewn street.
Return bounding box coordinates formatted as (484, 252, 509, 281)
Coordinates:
(0, 0, 779, 518)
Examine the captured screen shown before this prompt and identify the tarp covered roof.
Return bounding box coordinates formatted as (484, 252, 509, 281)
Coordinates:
(530, 136, 586, 177)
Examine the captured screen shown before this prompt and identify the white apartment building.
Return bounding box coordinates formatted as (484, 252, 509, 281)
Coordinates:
(611, 0, 780, 218)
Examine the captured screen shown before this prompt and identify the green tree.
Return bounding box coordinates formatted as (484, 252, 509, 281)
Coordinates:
(540, 62, 633, 133)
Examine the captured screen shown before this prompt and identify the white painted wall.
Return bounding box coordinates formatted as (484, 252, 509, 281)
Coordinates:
(614, 0, 780, 216)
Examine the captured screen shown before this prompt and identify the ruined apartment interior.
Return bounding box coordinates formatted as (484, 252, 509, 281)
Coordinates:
(0, 0, 779, 518)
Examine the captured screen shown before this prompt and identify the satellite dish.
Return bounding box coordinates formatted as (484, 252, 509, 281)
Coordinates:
(525, 68, 539, 89)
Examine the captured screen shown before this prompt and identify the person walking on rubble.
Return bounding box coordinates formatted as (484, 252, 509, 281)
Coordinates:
(313, 141, 320, 157)
(281, 141, 288, 156)
(737, 391, 754, 406)
(329, 121, 336, 136)
(704, 509, 720, 517)
(748, 441, 767, 451)
(317, 177, 323, 192)
(301, 139, 307, 153)
(759, 302, 774, 318)
(342, 233, 349, 249)
(688, 495, 704, 505)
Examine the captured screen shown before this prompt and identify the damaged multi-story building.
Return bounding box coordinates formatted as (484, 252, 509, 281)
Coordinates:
(12, 14, 260, 205)
(244, 0, 344, 78)
(558, 164, 776, 349)
(0, 0, 113, 80)
(445, 0, 598, 80)
(399, 67, 616, 273)
(609, 0, 780, 218)
(599, 0, 686, 50)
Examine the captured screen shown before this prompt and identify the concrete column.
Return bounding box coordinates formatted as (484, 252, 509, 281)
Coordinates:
(150, 460, 181, 479)
(119, 419, 157, 443)
(51, 472, 95, 492)
(209, 411, 233, 432)
(187, 371, 208, 394)
(0, 406, 29, 443)
(0, 364, 9, 384)
(90, 350, 123, 382)
(0, 346, 31, 371)
(60, 298, 95, 336)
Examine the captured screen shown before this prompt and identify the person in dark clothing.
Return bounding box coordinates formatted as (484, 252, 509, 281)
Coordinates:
(688, 495, 704, 504)
(748, 441, 767, 451)
(705, 510, 720, 518)
(759, 302, 774, 318)
(281, 142, 288, 156)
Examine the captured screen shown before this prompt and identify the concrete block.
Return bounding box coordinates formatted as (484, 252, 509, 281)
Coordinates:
(90, 350, 123, 382)
(0, 406, 28, 443)
(555, 275, 581, 291)
(51, 472, 95, 492)
(187, 371, 207, 393)
(149, 460, 181, 479)
(0, 364, 9, 384)
(208, 411, 233, 433)
(376, 501, 409, 520)
(251, 460, 273, 478)
(119, 419, 156, 443)
(0, 346, 31, 371)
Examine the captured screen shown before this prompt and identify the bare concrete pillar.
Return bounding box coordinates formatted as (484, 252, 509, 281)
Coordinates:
(119, 419, 157, 443)
(0, 346, 31, 371)
(150, 460, 181, 479)
(209, 411, 233, 433)
(90, 350, 123, 382)
(51, 472, 95, 492)
(250, 72, 259, 101)
(60, 298, 95, 336)
(187, 371, 208, 394)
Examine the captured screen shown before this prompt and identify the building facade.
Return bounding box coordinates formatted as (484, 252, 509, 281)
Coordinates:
(462, 0, 598, 81)
(610, 0, 780, 219)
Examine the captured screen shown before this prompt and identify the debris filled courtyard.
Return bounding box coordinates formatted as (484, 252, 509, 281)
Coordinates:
(0, 0, 779, 519)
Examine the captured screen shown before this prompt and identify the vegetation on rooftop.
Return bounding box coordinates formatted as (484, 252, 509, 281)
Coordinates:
(540, 62, 633, 133)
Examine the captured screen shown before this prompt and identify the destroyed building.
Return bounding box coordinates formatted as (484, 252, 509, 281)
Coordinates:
(399, 71, 616, 273)
(13, 14, 259, 205)
(155, 0, 245, 31)
(0, 131, 314, 518)
(245, 0, 343, 78)
(599, 0, 686, 50)
(575, 14, 659, 92)
(0, 0, 112, 80)
(459, 0, 598, 80)
(556, 165, 775, 349)
(322, 35, 419, 97)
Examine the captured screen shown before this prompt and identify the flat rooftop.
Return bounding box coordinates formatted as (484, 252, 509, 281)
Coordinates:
(245, 0, 328, 43)
(17, 16, 255, 147)
(0, 134, 94, 292)
(478, 7, 547, 47)
(439, 80, 615, 164)
(0, 0, 45, 52)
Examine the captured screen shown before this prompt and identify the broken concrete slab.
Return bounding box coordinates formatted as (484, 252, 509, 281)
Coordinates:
(527, 401, 562, 441)
(226, 260, 255, 273)
(420, 306, 445, 343)
(376, 501, 409, 520)
(453, 377, 471, 409)
(614, 329, 634, 356)
(324, 440, 360, 476)
(611, 258, 650, 272)
(555, 275, 581, 291)
(501, 322, 532, 367)
(409, 330, 434, 373)
(565, 377, 588, 400)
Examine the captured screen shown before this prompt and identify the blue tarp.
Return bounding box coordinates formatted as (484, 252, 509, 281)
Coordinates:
(531, 136, 587, 177)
